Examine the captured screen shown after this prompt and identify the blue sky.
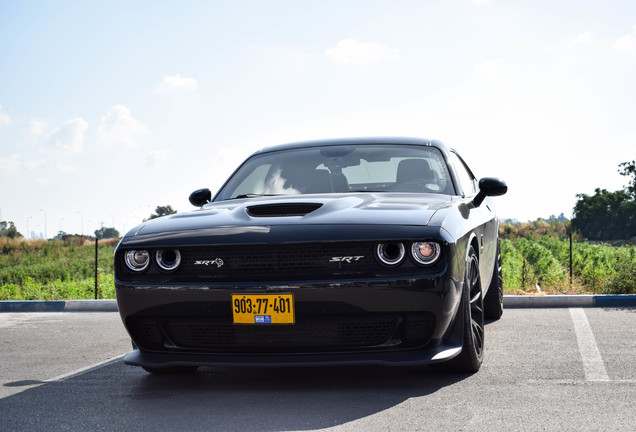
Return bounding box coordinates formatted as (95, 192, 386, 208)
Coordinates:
(1, 0, 635, 238)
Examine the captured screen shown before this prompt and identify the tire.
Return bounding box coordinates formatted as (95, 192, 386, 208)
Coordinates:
(450, 245, 484, 373)
(484, 240, 504, 320)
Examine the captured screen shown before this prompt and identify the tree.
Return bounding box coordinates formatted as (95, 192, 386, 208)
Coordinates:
(147, 205, 177, 220)
(54, 230, 68, 240)
(94, 226, 120, 239)
(571, 189, 634, 240)
(0, 221, 23, 238)
(571, 160, 636, 241)
(618, 160, 636, 199)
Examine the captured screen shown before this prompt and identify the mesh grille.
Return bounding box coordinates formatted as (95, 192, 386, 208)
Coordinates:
(164, 315, 396, 350)
(128, 318, 164, 349)
(178, 243, 374, 281)
(128, 313, 435, 353)
(116, 240, 445, 284)
(246, 203, 322, 217)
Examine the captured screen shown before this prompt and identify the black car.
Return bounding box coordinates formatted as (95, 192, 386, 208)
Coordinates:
(115, 137, 507, 373)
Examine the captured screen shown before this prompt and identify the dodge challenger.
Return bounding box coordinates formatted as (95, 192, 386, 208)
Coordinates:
(114, 137, 507, 373)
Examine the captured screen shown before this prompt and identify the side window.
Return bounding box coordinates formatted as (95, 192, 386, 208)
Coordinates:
(448, 152, 477, 196)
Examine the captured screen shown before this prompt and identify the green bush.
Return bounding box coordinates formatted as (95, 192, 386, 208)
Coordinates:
(603, 261, 636, 294)
(0, 238, 117, 300)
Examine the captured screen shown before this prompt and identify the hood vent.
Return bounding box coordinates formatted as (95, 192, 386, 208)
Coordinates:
(246, 203, 323, 217)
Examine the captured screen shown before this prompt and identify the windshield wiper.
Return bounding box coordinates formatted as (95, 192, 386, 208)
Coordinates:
(231, 193, 282, 199)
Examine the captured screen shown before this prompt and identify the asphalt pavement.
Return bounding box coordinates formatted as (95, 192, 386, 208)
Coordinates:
(0, 307, 635, 431)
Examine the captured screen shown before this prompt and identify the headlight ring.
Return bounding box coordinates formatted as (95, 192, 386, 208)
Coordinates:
(124, 250, 150, 272)
(376, 242, 406, 267)
(410, 241, 441, 266)
(155, 249, 182, 271)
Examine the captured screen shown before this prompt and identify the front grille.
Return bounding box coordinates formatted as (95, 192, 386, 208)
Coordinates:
(178, 243, 374, 282)
(116, 240, 446, 284)
(128, 313, 435, 353)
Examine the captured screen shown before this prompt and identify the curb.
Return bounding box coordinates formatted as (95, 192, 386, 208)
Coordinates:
(504, 295, 594, 308)
(1, 295, 635, 312)
(504, 294, 636, 308)
(0, 300, 118, 312)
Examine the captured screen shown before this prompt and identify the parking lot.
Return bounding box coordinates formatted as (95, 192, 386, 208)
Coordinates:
(1, 308, 635, 431)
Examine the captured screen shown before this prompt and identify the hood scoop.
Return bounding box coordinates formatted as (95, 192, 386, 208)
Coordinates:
(246, 203, 323, 217)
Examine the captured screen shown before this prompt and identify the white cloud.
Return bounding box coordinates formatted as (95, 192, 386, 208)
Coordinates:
(248, 45, 313, 70)
(96, 105, 147, 150)
(547, 31, 592, 51)
(614, 34, 636, 54)
(0, 153, 21, 176)
(44, 118, 89, 154)
(56, 162, 79, 172)
(145, 149, 171, 169)
(0, 105, 11, 126)
(29, 118, 47, 136)
(24, 159, 46, 170)
(473, 0, 492, 5)
(155, 74, 199, 93)
(325, 39, 399, 66)
(473, 58, 505, 76)
(572, 31, 592, 45)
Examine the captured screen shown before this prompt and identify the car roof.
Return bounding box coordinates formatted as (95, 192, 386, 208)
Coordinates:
(253, 137, 449, 156)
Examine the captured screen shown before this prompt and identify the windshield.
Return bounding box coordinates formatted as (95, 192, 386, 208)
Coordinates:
(215, 144, 455, 201)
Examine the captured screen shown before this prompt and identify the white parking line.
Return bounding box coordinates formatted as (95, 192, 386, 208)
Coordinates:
(569, 308, 610, 382)
(47, 354, 126, 383)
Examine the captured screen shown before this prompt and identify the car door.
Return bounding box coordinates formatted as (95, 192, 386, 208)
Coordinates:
(447, 150, 499, 289)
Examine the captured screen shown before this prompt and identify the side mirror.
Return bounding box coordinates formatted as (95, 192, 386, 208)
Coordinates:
(189, 188, 212, 207)
(472, 177, 507, 207)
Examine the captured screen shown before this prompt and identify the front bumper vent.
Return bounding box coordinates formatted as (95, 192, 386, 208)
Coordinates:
(128, 313, 435, 353)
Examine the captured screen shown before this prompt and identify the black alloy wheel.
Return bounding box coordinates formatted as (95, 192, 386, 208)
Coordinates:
(484, 239, 504, 320)
(452, 245, 485, 373)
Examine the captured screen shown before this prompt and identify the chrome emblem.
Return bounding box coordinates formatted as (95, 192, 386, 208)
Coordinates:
(194, 258, 224, 268)
(329, 256, 364, 263)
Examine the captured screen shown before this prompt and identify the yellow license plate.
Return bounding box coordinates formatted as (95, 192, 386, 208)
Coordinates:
(232, 293, 295, 325)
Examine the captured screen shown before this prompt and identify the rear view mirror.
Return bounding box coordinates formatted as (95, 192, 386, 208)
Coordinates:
(189, 188, 212, 207)
(472, 178, 507, 207)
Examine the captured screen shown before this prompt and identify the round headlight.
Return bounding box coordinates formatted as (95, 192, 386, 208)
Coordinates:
(411, 241, 441, 266)
(156, 249, 181, 271)
(376, 242, 406, 267)
(125, 250, 150, 272)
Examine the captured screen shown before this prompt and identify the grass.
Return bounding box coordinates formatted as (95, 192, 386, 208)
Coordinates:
(500, 221, 636, 295)
(0, 237, 117, 300)
(1, 220, 635, 299)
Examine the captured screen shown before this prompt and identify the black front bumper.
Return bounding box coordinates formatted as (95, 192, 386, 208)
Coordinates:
(116, 274, 464, 368)
(123, 340, 463, 368)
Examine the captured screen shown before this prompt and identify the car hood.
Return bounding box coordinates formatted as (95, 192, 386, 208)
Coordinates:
(132, 193, 455, 237)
